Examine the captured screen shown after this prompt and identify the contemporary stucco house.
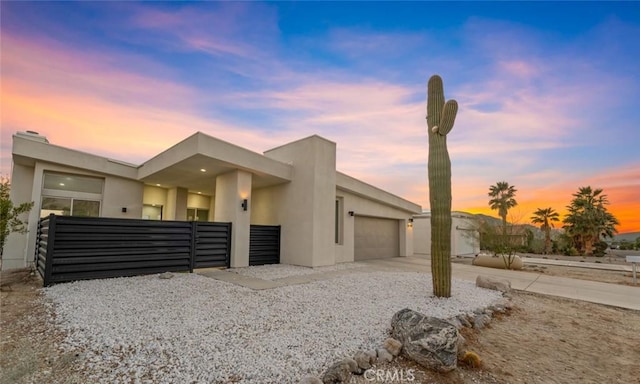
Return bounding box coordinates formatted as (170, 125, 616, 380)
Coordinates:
(4, 131, 421, 271)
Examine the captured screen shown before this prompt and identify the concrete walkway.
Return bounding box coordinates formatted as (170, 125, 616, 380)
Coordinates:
(362, 257, 640, 311)
(198, 257, 640, 311)
(522, 257, 633, 272)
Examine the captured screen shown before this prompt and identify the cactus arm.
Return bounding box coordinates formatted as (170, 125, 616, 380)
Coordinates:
(438, 100, 458, 135)
(427, 75, 444, 130)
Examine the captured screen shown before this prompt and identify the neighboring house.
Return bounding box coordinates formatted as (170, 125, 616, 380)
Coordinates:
(4, 131, 421, 271)
(412, 211, 480, 257)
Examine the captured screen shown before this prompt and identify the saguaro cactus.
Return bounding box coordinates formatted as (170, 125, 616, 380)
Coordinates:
(426, 75, 458, 298)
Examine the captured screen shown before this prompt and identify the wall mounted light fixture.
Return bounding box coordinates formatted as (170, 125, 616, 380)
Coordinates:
(241, 199, 248, 211)
(121, 207, 127, 213)
(408, 218, 414, 227)
(348, 211, 355, 217)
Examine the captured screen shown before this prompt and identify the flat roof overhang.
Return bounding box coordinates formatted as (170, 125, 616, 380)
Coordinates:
(137, 132, 293, 192)
(336, 171, 422, 214)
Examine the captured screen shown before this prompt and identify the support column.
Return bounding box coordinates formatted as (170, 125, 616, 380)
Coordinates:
(399, 219, 414, 257)
(214, 170, 252, 268)
(166, 187, 188, 220)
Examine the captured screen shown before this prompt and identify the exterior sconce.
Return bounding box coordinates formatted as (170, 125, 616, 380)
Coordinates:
(241, 199, 248, 211)
(408, 218, 414, 228)
(121, 207, 127, 213)
(348, 211, 355, 217)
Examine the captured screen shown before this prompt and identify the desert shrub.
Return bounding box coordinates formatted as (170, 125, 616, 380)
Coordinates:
(563, 246, 579, 256)
(593, 241, 608, 257)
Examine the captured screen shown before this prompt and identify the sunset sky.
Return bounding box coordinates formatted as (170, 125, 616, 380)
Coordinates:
(1, 2, 639, 233)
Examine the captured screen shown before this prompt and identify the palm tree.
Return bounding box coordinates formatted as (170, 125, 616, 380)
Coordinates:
(488, 181, 518, 235)
(531, 207, 560, 254)
(563, 186, 619, 256)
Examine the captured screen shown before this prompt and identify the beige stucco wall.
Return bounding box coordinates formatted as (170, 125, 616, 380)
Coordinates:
(250, 186, 280, 225)
(4, 160, 144, 270)
(102, 176, 144, 219)
(3, 163, 35, 270)
(143, 185, 168, 207)
(335, 189, 414, 263)
(413, 213, 479, 257)
(264, 136, 337, 267)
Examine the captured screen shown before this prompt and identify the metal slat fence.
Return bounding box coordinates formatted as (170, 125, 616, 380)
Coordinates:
(35, 215, 231, 286)
(249, 225, 281, 266)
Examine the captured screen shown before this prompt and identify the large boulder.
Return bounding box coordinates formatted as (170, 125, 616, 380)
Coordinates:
(390, 308, 459, 373)
(472, 254, 523, 270)
(476, 275, 511, 293)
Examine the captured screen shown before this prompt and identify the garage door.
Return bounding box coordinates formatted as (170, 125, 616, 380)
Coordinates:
(354, 216, 399, 260)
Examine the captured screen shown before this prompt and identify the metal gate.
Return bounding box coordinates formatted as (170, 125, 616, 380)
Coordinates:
(249, 225, 280, 266)
(193, 222, 231, 268)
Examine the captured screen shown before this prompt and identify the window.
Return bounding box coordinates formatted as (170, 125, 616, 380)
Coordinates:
(335, 198, 344, 244)
(142, 204, 163, 220)
(40, 197, 100, 218)
(187, 208, 209, 222)
(40, 171, 103, 218)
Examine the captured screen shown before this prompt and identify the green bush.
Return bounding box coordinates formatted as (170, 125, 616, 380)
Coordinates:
(593, 241, 608, 257)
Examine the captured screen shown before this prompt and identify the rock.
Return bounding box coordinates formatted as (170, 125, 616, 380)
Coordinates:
(383, 337, 402, 356)
(365, 349, 377, 362)
(457, 314, 472, 328)
(159, 272, 174, 279)
(447, 317, 463, 329)
(476, 275, 511, 293)
(376, 348, 393, 363)
(390, 308, 459, 373)
(299, 376, 323, 384)
(322, 358, 359, 383)
(344, 358, 360, 374)
(353, 351, 373, 370)
(473, 314, 491, 329)
(489, 304, 505, 313)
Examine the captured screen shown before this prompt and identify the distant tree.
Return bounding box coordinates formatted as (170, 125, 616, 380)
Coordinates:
(488, 181, 518, 235)
(562, 186, 619, 256)
(1, 176, 34, 260)
(531, 207, 560, 254)
(619, 240, 634, 251)
(635, 237, 640, 250)
(477, 218, 524, 269)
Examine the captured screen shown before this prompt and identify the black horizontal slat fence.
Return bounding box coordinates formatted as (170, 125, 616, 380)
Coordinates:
(35, 215, 231, 286)
(249, 225, 281, 266)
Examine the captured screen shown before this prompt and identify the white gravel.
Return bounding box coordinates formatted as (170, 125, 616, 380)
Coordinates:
(43, 269, 502, 383)
(227, 262, 367, 280)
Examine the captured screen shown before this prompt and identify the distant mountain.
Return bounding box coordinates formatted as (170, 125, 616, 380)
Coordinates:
(614, 232, 640, 242)
(473, 213, 502, 226)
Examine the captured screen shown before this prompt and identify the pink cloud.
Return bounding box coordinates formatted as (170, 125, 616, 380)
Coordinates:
(498, 60, 540, 78)
(0, 32, 282, 175)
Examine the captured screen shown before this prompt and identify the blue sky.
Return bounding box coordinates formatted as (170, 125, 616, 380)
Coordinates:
(2, 1, 639, 231)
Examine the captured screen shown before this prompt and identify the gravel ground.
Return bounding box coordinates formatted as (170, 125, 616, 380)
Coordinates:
(227, 262, 367, 280)
(43, 269, 502, 383)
